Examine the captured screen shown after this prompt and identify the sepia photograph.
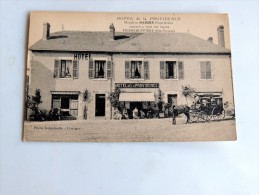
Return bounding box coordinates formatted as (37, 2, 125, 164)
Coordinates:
(23, 12, 236, 142)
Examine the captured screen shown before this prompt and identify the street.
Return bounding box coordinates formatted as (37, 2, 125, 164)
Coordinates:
(23, 117, 236, 142)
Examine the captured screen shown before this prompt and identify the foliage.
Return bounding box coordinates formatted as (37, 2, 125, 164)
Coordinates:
(157, 89, 164, 112)
(182, 85, 193, 97)
(83, 89, 89, 101)
(109, 86, 121, 108)
(181, 85, 195, 105)
(27, 89, 42, 109)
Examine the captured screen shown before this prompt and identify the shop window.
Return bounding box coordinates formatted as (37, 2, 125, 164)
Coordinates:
(52, 94, 78, 117)
(89, 60, 112, 79)
(54, 60, 79, 79)
(160, 61, 184, 79)
(125, 61, 149, 79)
(200, 61, 212, 79)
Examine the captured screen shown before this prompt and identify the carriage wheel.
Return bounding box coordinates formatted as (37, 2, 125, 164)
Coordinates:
(198, 111, 208, 122)
(189, 111, 199, 123)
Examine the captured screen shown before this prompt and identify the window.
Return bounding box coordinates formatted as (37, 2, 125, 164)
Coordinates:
(125, 61, 149, 79)
(52, 94, 78, 117)
(160, 61, 184, 79)
(89, 60, 112, 79)
(200, 61, 212, 79)
(54, 60, 79, 79)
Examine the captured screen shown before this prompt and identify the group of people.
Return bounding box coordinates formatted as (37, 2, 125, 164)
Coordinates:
(114, 106, 157, 120)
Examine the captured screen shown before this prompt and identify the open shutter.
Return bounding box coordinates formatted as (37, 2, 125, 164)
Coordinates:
(160, 61, 166, 79)
(125, 61, 130, 79)
(144, 61, 149, 79)
(178, 61, 184, 79)
(89, 60, 94, 79)
(73, 60, 79, 79)
(206, 61, 212, 79)
(107, 61, 112, 79)
(54, 60, 60, 78)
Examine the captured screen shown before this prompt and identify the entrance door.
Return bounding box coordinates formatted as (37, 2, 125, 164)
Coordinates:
(168, 94, 177, 105)
(95, 94, 106, 117)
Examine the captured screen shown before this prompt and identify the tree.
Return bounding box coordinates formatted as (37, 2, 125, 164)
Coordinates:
(181, 85, 194, 105)
(27, 89, 42, 109)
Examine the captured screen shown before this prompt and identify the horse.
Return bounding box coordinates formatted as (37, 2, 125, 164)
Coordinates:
(170, 105, 191, 125)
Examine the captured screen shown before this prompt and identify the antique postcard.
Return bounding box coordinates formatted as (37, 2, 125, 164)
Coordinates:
(23, 12, 236, 142)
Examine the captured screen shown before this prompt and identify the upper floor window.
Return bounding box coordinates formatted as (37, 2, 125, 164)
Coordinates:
(54, 59, 79, 79)
(89, 60, 112, 79)
(160, 61, 184, 79)
(200, 61, 212, 79)
(125, 60, 149, 79)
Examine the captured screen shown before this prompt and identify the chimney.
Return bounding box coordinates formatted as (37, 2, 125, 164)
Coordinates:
(207, 37, 213, 43)
(109, 23, 115, 40)
(43, 22, 50, 40)
(217, 25, 225, 47)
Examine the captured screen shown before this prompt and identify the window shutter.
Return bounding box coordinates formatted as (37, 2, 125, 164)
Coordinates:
(54, 60, 60, 78)
(144, 61, 149, 79)
(160, 61, 166, 79)
(107, 61, 112, 79)
(125, 61, 130, 79)
(89, 60, 94, 79)
(178, 61, 184, 79)
(206, 61, 212, 79)
(73, 60, 79, 79)
(200, 61, 206, 79)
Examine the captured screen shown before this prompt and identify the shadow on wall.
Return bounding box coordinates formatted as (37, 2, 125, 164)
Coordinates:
(28, 60, 57, 120)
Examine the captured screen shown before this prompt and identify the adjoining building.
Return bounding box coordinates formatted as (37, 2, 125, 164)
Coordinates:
(26, 23, 234, 120)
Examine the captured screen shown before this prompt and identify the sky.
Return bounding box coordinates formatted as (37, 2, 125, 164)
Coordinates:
(28, 12, 231, 49)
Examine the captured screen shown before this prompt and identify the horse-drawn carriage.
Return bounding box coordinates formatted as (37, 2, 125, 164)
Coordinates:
(189, 102, 225, 123)
(171, 96, 226, 124)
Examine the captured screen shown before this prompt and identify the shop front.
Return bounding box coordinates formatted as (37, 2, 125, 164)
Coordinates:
(115, 83, 160, 119)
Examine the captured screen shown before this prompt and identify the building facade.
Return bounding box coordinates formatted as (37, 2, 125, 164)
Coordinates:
(27, 23, 234, 120)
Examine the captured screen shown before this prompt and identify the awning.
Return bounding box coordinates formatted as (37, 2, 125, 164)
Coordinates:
(51, 91, 80, 95)
(119, 92, 155, 102)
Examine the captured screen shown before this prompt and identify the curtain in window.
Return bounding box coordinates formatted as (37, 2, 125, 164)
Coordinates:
(95, 61, 105, 78)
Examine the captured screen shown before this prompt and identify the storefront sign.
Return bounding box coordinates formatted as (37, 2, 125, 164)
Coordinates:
(115, 83, 159, 88)
(74, 53, 89, 60)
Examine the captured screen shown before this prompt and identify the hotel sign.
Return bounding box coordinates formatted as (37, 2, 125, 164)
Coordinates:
(115, 83, 159, 88)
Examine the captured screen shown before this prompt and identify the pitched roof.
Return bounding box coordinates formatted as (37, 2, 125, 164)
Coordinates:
(30, 31, 231, 54)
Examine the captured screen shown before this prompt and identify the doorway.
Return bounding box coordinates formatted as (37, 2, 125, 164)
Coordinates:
(168, 94, 177, 105)
(95, 94, 106, 117)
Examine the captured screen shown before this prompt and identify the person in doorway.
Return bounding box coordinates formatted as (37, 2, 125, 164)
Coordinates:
(133, 107, 139, 119)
